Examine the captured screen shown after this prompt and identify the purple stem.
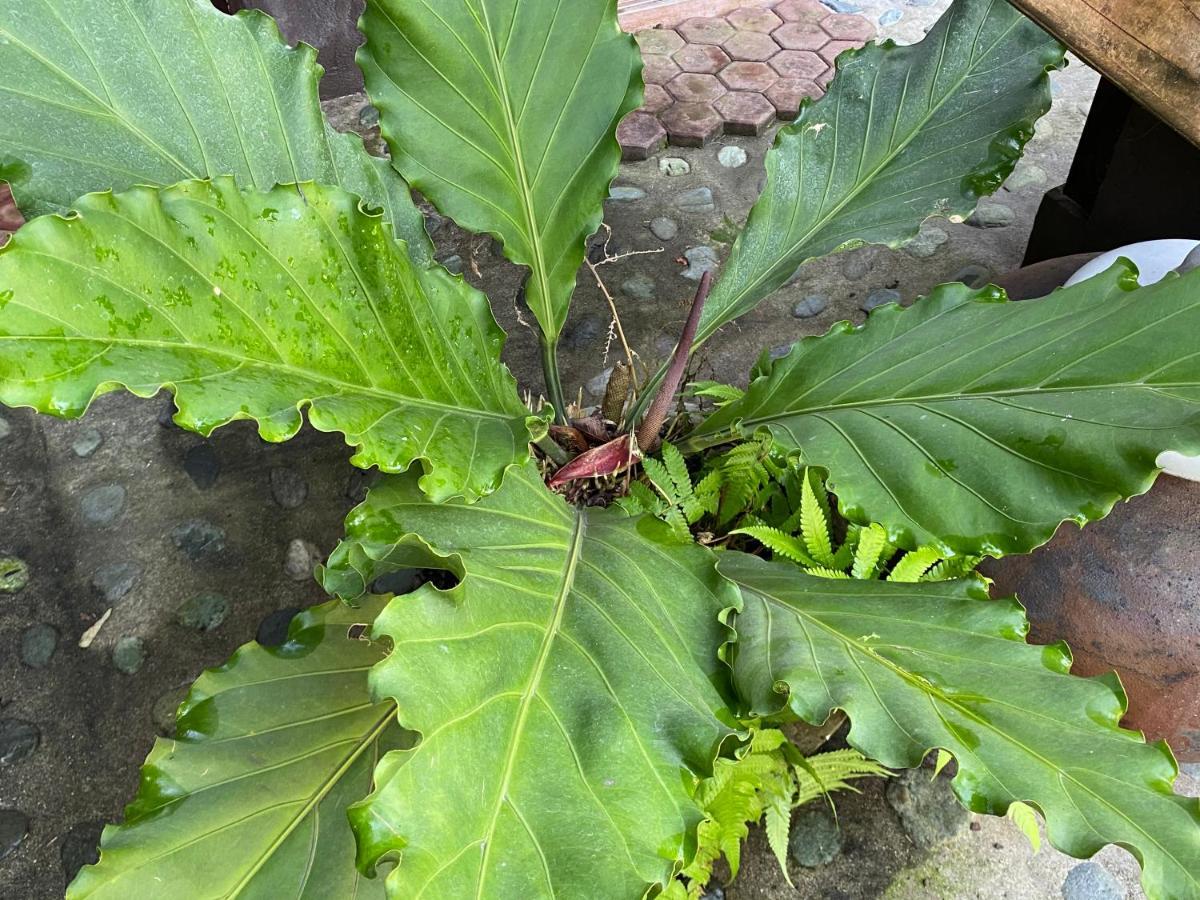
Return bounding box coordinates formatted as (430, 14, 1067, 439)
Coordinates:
(636, 271, 713, 452)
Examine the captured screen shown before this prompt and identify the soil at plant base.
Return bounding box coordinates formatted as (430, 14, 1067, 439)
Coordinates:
(2, 4, 1190, 898)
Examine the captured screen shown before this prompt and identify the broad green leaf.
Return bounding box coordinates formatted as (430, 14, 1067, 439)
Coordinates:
(686, 264, 1200, 555)
(628, 0, 1061, 420)
(0, 0, 430, 263)
(0, 179, 538, 500)
(357, 0, 642, 339)
(695, 0, 1061, 346)
(320, 462, 739, 898)
(719, 552, 1200, 900)
(68, 596, 408, 899)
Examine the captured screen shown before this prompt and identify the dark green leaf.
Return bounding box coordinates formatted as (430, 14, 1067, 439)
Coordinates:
(687, 265, 1200, 555)
(357, 0, 642, 339)
(0, 0, 430, 263)
(720, 551, 1200, 900)
(694, 0, 1061, 346)
(321, 462, 739, 897)
(68, 597, 407, 899)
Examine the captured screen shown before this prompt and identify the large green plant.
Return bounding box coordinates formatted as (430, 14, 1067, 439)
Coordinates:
(0, 0, 1197, 898)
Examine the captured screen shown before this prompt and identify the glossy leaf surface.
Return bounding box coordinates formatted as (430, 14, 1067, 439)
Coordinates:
(0, 0, 430, 263)
(720, 552, 1200, 900)
(358, 0, 642, 339)
(321, 463, 738, 898)
(692, 0, 1061, 352)
(0, 179, 536, 500)
(687, 265, 1200, 555)
(68, 597, 407, 899)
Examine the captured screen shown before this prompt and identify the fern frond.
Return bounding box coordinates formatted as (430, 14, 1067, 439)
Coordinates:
(921, 555, 982, 581)
(693, 470, 723, 518)
(851, 523, 889, 579)
(888, 546, 945, 582)
(714, 436, 774, 525)
(764, 799, 795, 887)
(800, 468, 837, 567)
(641, 455, 673, 499)
(794, 749, 890, 806)
(689, 380, 744, 405)
(662, 443, 704, 522)
(662, 505, 692, 542)
(733, 526, 821, 567)
(803, 566, 852, 579)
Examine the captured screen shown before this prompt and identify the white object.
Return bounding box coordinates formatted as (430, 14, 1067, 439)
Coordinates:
(1066, 239, 1200, 482)
(1064, 238, 1200, 287)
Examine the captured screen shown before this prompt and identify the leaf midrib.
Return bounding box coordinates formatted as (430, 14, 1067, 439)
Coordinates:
(471, 0, 556, 334)
(688, 380, 1198, 448)
(734, 580, 1195, 884)
(696, 10, 1029, 347)
(475, 506, 585, 898)
(0, 332, 515, 422)
(223, 704, 399, 898)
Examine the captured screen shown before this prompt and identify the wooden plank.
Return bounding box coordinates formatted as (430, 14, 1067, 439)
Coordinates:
(1009, 0, 1200, 148)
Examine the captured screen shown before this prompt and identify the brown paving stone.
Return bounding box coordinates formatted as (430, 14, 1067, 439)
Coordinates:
(661, 101, 723, 146)
(714, 91, 776, 136)
(642, 54, 682, 86)
(718, 61, 778, 92)
(820, 13, 875, 42)
(721, 30, 779, 62)
(641, 83, 673, 114)
(726, 7, 783, 33)
(617, 111, 668, 161)
(672, 43, 730, 74)
(770, 49, 828, 80)
(819, 39, 865, 65)
(765, 77, 823, 119)
(666, 72, 728, 103)
(677, 16, 735, 45)
(816, 68, 835, 88)
(635, 28, 685, 56)
(772, 0, 829, 24)
(772, 20, 829, 51)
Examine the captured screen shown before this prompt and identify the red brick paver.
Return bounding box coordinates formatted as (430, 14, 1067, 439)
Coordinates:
(673, 43, 731, 73)
(620, 0, 874, 152)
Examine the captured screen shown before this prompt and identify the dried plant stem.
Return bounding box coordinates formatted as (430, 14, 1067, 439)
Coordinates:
(585, 258, 638, 397)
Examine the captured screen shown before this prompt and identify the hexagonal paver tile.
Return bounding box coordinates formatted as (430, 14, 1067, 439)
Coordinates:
(727, 7, 783, 33)
(661, 102, 723, 147)
(719, 61, 778, 93)
(766, 77, 823, 119)
(773, 0, 828, 24)
(672, 43, 730, 74)
(820, 13, 875, 42)
(666, 72, 727, 104)
(642, 54, 681, 86)
(816, 68, 835, 89)
(617, 111, 667, 161)
(770, 49, 828, 81)
(819, 40, 865, 66)
(714, 91, 776, 136)
(678, 16, 735, 45)
(721, 30, 779, 62)
(635, 28, 684, 56)
(641, 83, 672, 114)
(773, 20, 829, 51)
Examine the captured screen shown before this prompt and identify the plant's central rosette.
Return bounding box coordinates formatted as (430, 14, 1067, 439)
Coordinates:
(322, 462, 740, 897)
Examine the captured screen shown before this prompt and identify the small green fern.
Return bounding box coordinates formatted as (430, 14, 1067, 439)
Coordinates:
(624, 439, 980, 581)
(663, 725, 889, 898)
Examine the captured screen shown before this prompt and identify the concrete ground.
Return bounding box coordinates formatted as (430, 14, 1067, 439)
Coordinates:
(1, 2, 1195, 899)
